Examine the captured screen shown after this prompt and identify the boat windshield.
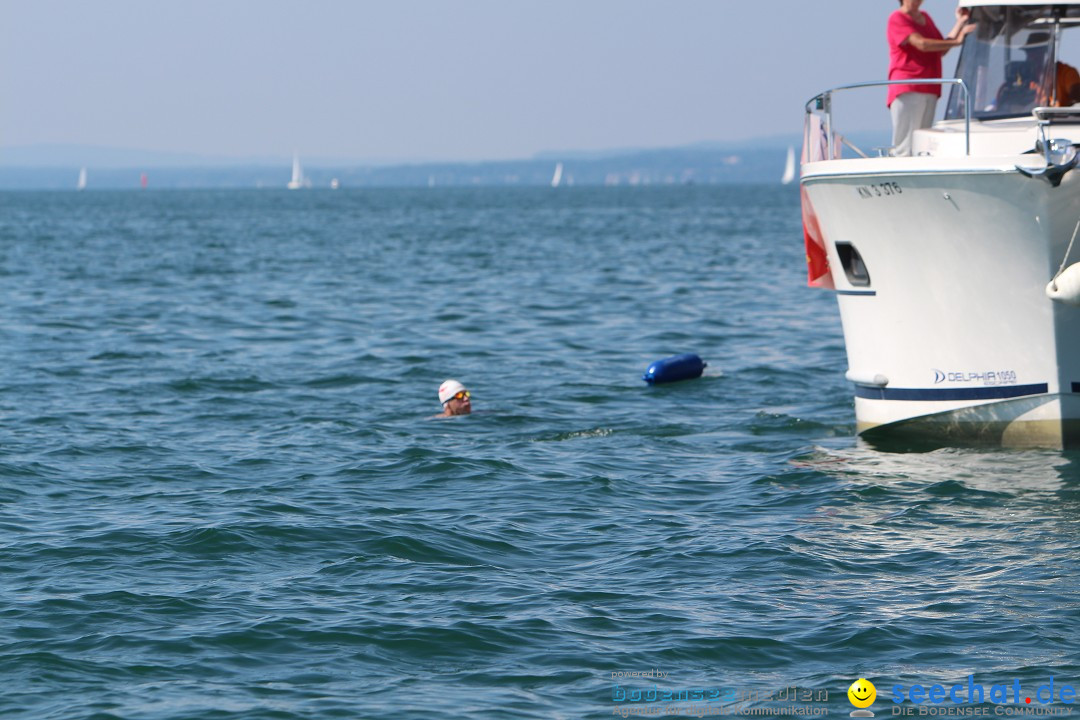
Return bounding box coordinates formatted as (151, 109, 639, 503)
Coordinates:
(945, 5, 1080, 120)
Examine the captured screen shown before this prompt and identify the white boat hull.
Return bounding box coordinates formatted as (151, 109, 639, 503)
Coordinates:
(804, 156, 1080, 448)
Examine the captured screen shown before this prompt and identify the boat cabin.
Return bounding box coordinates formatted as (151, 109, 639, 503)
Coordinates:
(806, 1, 1080, 160)
(946, 2, 1080, 121)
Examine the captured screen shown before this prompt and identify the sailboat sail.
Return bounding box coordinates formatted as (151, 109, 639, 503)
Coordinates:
(77, 167, 87, 191)
(550, 162, 563, 188)
(287, 154, 305, 189)
(781, 146, 796, 185)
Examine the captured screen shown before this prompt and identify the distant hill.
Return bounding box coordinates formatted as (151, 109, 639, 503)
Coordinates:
(0, 133, 891, 190)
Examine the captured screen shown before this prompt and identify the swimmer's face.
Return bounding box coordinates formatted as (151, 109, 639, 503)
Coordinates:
(848, 679, 876, 709)
(444, 390, 471, 416)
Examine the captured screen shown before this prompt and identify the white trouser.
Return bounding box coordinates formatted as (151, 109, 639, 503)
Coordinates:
(890, 91, 937, 157)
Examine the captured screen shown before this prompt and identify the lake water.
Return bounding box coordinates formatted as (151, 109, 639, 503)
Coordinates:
(1, 186, 1078, 719)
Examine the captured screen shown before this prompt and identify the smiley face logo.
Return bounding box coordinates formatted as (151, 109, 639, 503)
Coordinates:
(848, 678, 876, 709)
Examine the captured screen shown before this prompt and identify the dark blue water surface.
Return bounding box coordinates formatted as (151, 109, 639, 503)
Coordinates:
(1, 187, 1078, 720)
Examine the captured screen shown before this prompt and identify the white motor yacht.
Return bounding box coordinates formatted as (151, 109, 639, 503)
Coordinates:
(802, 1, 1080, 447)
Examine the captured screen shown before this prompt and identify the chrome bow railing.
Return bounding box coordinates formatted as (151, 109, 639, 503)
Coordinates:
(805, 79, 972, 158)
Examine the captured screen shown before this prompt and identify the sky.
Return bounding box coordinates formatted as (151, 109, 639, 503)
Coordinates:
(0, 1, 964, 164)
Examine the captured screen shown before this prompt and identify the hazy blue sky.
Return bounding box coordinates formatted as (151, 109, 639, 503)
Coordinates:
(0, 1, 963, 163)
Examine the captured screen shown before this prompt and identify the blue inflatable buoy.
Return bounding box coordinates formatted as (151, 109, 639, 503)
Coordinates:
(643, 353, 707, 384)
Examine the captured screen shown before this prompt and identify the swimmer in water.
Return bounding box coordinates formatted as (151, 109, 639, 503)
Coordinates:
(437, 379, 472, 417)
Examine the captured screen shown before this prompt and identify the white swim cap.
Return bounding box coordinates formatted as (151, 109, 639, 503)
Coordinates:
(438, 379, 467, 405)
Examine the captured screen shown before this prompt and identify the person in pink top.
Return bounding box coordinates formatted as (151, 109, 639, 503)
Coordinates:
(887, 0, 975, 156)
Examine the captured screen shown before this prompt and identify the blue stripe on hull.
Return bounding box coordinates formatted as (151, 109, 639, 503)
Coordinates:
(853, 383, 1049, 401)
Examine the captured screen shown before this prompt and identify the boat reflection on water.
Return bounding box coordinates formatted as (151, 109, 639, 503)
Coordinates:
(795, 443, 1077, 493)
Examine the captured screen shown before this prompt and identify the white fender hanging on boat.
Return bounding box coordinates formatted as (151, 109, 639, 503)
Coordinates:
(844, 370, 889, 387)
(1046, 263, 1080, 305)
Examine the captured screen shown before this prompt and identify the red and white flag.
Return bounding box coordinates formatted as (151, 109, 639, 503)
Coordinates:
(800, 114, 835, 289)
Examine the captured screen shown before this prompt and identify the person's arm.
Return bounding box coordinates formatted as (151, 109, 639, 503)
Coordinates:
(945, 7, 972, 40)
(902, 7, 974, 54)
(905, 23, 974, 54)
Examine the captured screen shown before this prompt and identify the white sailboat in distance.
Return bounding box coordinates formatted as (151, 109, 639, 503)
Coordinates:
(550, 162, 563, 188)
(77, 167, 87, 191)
(781, 146, 796, 185)
(287, 153, 308, 189)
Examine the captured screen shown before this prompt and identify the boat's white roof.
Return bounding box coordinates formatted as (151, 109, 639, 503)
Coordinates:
(960, 0, 1080, 6)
